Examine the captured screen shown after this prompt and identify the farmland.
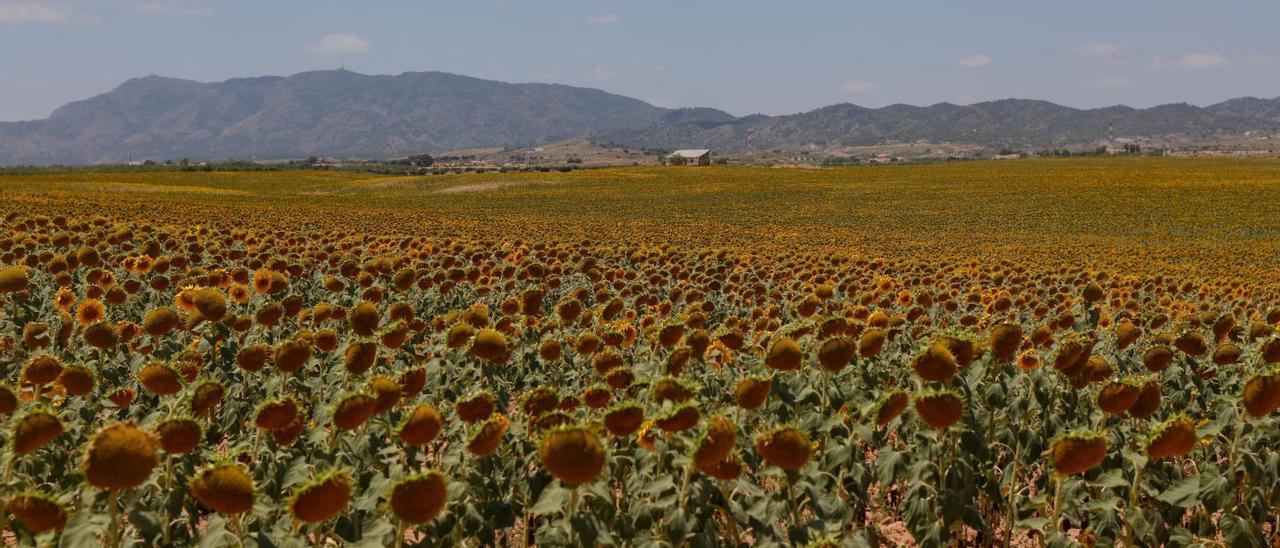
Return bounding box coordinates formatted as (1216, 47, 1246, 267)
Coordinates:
(0, 157, 1278, 546)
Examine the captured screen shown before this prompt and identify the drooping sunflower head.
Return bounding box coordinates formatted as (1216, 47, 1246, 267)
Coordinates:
(755, 425, 811, 471)
(83, 422, 158, 491)
(539, 424, 607, 485)
(5, 492, 67, 534)
(11, 409, 64, 455)
(154, 416, 202, 454)
(191, 462, 255, 515)
(289, 469, 352, 524)
(388, 470, 448, 524)
(1145, 414, 1198, 460)
(1049, 430, 1108, 476)
(913, 390, 966, 430)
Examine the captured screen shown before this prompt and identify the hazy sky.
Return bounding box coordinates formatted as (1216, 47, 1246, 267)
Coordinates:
(2, 0, 1278, 121)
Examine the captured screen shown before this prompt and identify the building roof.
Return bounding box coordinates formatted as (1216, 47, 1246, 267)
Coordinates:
(667, 149, 711, 158)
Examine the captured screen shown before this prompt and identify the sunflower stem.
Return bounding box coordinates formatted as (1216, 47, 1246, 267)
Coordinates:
(1122, 464, 1144, 547)
(106, 489, 121, 548)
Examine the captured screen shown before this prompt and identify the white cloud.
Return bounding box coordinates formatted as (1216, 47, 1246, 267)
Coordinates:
(1149, 52, 1228, 70)
(1074, 42, 1119, 56)
(840, 80, 876, 93)
(137, 2, 214, 17)
(0, 2, 72, 24)
(303, 33, 371, 55)
(584, 13, 620, 24)
(589, 66, 617, 81)
(561, 13, 621, 25)
(1091, 76, 1133, 89)
(959, 54, 991, 68)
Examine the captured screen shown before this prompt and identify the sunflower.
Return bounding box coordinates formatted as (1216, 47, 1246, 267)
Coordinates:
(274, 338, 313, 373)
(466, 414, 509, 456)
(816, 336, 856, 372)
(755, 425, 810, 470)
(84, 422, 158, 490)
(11, 410, 63, 455)
(191, 462, 255, 514)
(332, 392, 377, 430)
(651, 376, 698, 404)
(142, 307, 180, 337)
(540, 425, 607, 485)
(1049, 431, 1108, 476)
(190, 380, 226, 416)
(254, 398, 300, 431)
(456, 391, 495, 423)
(138, 362, 183, 396)
(57, 364, 95, 396)
(398, 403, 443, 446)
(469, 328, 510, 363)
(872, 390, 910, 427)
(913, 390, 966, 429)
(913, 342, 958, 382)
(76, 299, 107, 325)
(21, 355, 62, 386)
(1241, 369, 1280, 418)
(367, 376, 401, 413)
(5, 492, 67, 533)
(289, 470, 352, 523)
(655, 403, 700, 433)
(0, 266, 29, 293)
(388, 470, 449, 524)
(764, 336, 803, 371)
(155, 417, 202, 454)
(734, 374, 773, 410)
(603, 403, 644, 437)
(1146, 415, 1197, 459)
(83, 322, 119, 349)
(692, 415, 737, 470)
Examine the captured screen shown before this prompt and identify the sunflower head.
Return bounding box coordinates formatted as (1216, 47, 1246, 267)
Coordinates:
(539, 424, 607, 485)
(1049, 430, 1108, 476)
(289, 470, 352, 523)
(398, 403, 443, 446)
(155, 417, 202, 454)
(755, 425, 811, 470)
(734, 374, 773, 410)
(191, 462, 255, 514)
(602, 403, 644, 437)
(331, 392, 376, 431)
(388, 470, 449, 524)
(11, 409, 64, 455)
(5, 492, 67, 534)
(466, 414, 509, 456)
(913, 390, 966, 430)
(84, 422, 158, 491)
(692, 415, 737, 470)
(1146, 415, 1197, 459)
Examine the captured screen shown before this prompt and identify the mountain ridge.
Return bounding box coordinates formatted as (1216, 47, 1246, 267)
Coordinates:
(1, 69, 1278, 164)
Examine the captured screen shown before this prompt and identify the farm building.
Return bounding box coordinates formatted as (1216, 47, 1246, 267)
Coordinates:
(667, 149, 712, 166)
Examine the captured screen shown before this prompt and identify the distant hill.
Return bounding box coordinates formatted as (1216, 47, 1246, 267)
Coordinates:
(1, 69, 1278, 164)
(596, 98, 1280, 152)
(0, 70, 674, 164)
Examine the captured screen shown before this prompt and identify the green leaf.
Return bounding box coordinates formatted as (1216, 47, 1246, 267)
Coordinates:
(531, 483, 568, 516)
(1218, 513, 1264, 548)
(1155, 475, 1201, 508)
(1015, 517, 1049, 532)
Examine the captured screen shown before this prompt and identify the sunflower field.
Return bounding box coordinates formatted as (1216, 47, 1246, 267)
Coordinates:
(0, 157, 1278, 547)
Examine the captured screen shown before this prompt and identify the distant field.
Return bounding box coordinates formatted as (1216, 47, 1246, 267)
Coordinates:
(1, 157, 1279, 545)
(4, 157, 1280, 277)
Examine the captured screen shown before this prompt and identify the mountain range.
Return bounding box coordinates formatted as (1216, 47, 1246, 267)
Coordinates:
(1, 69, 1279, 165)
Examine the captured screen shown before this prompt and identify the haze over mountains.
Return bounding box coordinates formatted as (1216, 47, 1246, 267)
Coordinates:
(1, 69, 1278, 165)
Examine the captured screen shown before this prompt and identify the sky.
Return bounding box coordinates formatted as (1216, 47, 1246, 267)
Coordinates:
(2, 0, 1278, 121)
